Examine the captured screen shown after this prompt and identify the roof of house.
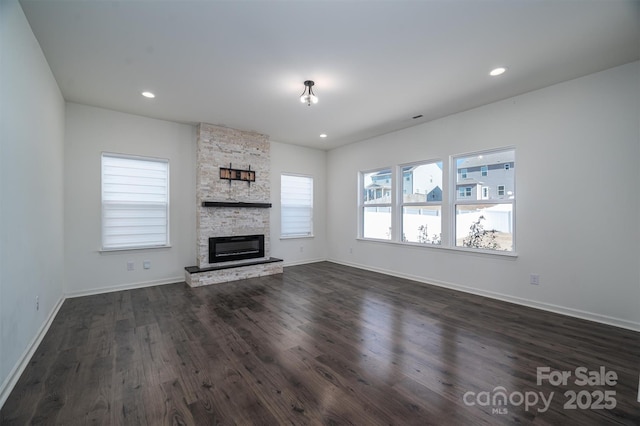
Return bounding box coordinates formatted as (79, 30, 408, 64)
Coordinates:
(457, 151, 515, 169)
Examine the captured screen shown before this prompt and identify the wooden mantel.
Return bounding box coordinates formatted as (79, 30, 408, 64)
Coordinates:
(201, 201, 272, 208)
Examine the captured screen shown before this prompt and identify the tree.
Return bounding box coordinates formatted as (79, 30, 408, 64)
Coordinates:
(417, 225, 429, 243)
(417, 225, 441, 245)
(463, 215, 500, 249)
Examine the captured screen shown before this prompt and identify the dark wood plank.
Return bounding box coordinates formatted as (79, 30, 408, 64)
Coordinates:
(2, 262, 638, 425)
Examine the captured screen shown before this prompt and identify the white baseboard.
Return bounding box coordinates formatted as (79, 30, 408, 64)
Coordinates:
(0, 296, 65, 409)
(283, 257, 328, 267)
(65, 276, 184, 298)
(328, 258, 640, 332)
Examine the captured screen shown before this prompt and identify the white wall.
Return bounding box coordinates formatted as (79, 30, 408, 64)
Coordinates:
(270, 141, 327, 265)
(63, 111, 328, 291)
(327, 61, 640, 330)
(64, 103, 196, 296)
(0, 0, 66, 404)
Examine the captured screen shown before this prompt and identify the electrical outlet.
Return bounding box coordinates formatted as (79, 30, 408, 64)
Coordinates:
(36, 296, 39, 311)
(349, 247, 353, 254)
(299, 246, 304, 253)
(530, 274, 540, 285)
(143, 260, 151, 269)
(127, 261, 135, 271)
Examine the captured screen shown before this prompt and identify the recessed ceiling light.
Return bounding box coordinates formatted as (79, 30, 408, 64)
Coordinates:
(489, 67, 507, 77)
(141, 91, 155, 98)
(319, 134, 327, 138)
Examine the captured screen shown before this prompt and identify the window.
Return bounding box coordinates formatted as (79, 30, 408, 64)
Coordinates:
(361, 168, 392, 240)
(357, 147, 514, 255)
(101, 153, 169, 250)
(458, 187, 472, 198)
(401, 161, 442, 244)
(281, 174, 313, 238)
(454, 148, 515, 252)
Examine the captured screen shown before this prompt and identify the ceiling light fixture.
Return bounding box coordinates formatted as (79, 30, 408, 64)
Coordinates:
(141, 91, 155, 98)
(300, 80, 318, 106)
(319, 134, 327, 138)
(489, 67, 507, 77)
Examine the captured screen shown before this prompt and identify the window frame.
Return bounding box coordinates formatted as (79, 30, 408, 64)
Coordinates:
(398, 159, 443, 246)
(280, 173, 314, 239)
(101, 152, 170, 251)
(451, 147, 516, 254)
(359, 167, 394, 241)
(357, 147, 516, 257)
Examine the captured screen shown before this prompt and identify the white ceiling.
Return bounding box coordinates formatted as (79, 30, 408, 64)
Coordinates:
(19, 0, 640, 150)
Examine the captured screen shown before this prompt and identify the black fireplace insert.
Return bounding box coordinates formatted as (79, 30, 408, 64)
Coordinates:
(209, 234, 265, 263)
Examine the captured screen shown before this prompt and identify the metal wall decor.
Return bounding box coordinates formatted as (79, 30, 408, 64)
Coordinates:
(220, 163, 255, 185)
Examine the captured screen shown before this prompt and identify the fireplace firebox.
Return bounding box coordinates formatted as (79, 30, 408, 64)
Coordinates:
(209, 235, 265, 263)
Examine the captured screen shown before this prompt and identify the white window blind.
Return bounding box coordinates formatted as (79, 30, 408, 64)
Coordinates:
(281, 174, 313, 238)
(101, 153, 169, 250)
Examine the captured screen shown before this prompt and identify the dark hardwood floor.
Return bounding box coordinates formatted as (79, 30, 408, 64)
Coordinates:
(1, 262, 638, 425)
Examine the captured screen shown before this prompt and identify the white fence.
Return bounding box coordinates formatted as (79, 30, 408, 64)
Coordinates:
(455, 206, 512, 240)
(364, 211, 441, 242)
(363, 205, 512, 242)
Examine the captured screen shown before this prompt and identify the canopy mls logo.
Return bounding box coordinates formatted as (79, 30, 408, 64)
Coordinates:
(462, 366, 620, 415)
(463, 387, 553, 414)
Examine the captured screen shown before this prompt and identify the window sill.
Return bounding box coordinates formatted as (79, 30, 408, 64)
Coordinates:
(356, 238, 518, 258)
(100, 245, 172, 253)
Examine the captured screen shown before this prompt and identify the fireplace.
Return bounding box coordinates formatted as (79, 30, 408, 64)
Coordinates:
(185, 123, 282, 287)
(209, 234, 265, 263)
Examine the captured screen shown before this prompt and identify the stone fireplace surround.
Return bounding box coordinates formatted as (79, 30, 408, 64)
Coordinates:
(184, 123, 283, 287)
